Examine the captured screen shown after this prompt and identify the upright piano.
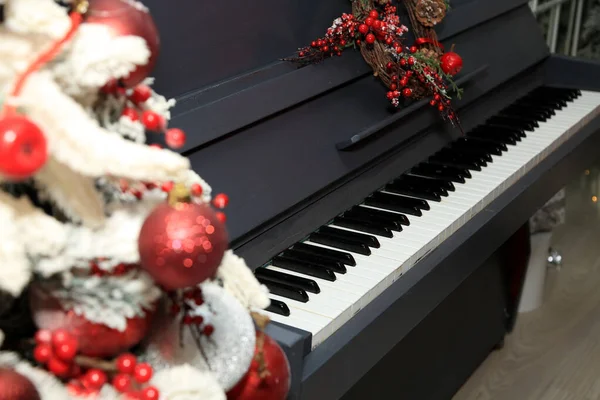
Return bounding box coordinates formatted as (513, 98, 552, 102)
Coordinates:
(147, 0, 600, 398)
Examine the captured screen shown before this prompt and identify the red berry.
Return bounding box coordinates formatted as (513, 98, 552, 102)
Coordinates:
(385, 37, 393, 45)
(321, 45, 329, 53)
(165, 128, 186, 149)
(121, 107, 139, 121)
(430, 100, 438, 106)
(102, 79, 119, 94)
(141, 111, 164, 132)
(51, 329, 72, 347)
(161, 181, 174, 192)
(403, 88, 413, 98)
(129, 85, 152, 104)
(368, 10, 379, 19)
(48, 357, 71, 378)
(193, 315, 204, 324)
(141, 386, 160, 400)
(112, 373, 133, 393)
(365, 17, 374, 26)
(134, 363, 153, 384)
(191, 183, 203, 196)
(83, 369, 107, 390)
(410, 46, 418, 53)
(400, 59, 407, 66)
(216, 212, 227, 223)
(311, 41, 317, 47)
(203, 324, 215, 337)
(390, 83, 397, 91)
(438, 104, 445, 112)
(373, 20, 382, 30)
(212, 193, 229, 209)
(365, 34, 376, 44)
(35, 329, 52, 344)
(33, 343, 52, 364)
(116, 353, 137, 374)
(386, 62, 394, 70)
(386, 91, 394, 100)
(183, 315, 194, 325)
(55, 337, 78, 361)
(408, 57, 416, 65)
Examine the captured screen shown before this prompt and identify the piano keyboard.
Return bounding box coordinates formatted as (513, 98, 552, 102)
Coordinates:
(256, 87, 600, 348)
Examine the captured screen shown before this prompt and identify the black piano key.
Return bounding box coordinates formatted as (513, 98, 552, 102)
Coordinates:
(499, 108, 547, 122)
(255, 267, 320, 294)
(258, 279, 309, 302)
(290, 243, 356, 266)
(266, 299, 290, 317)
(333, 216, 394, 238)
(346, 206, 408, 229)
(467, 129, 518, 146)
(453, 138, 504, 156)
(479, 124, 527, 139)
(319, 226, 380, 249)
(402, 174, 456, 192)
(436, 148, 488, 168)
(281, 250, 347, 274)
(309, 232, 371, 255)
(390, 175, 449, 196)
(272, 255, 337, 281)
(410, 163, 470, 183)
(386, 180, 444, 200)
(505, 104, 555, 119)
(522, 92, 567, 109)
(487, 115, 537, 131)
(365, 192, 424, 216)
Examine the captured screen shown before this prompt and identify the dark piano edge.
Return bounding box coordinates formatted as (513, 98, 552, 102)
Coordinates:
(174, 0, 530, 154)
(300, 86, 600, 398)
(544, 55, 600, 92)
(335, 64, 490, 150)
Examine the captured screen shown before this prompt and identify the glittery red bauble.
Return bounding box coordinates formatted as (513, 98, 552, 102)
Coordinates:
(440, 51, 463, 76)
(0, 368, 41, 400)
(85, 0, 160, 88)
(29, 284, 155, 358)
(227, 332, 291, 400)
(0, 115, 48, 180)
(138, 201, 228, 290)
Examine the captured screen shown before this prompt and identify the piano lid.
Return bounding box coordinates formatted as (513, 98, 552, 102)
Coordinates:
(146, 0, 548, 253)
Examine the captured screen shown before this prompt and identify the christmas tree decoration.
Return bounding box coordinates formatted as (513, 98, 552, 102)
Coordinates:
(0, 368, 41, 400)
(287, 0, 463, 125)
(580, 0, 600, 60)
(142, 282, 256, 391)
(227, 329, 291, 400)
(138, 185, 228, 290)
(85, 0, 160, 88)
(0, 0, 272, 397)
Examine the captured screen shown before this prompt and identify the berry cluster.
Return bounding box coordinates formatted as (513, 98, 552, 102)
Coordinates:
(295, 13, 357, 64)
(90, 262, 137, 277)
(107, 354, 158, 400)
(356, 6, 408, 49)
(170, 287, 216, 338)
(33, 329, 79, 379)
(103, 81, 187, 150)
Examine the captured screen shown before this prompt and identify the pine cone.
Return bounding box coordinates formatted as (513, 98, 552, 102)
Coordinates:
(376, 0, 391, 4)
(415, 0, 447, 27)
(419, 48, 440, 59)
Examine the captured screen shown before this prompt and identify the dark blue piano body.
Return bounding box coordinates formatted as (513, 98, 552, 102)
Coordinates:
(145, 0, 600, 398)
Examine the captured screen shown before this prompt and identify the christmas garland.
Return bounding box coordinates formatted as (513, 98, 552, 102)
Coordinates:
(287, 0, 464, 125)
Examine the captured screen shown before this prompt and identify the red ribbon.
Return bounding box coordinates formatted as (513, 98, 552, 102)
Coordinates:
(414, 37, 444, 50)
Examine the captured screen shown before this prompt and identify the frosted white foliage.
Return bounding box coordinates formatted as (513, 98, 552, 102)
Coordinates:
(51, 23, 150, 95)
(4, 0, 71, 39)
(0, 195, 30, 296)
(151, 365, 226, 400)
(49, 269, 161, 331)
(34, 156, 106, 228)
(216, 250, 270, 310)
(0, 28, 48, 88)
(144, 89, 177, 122)
(19, 72, 193, 183)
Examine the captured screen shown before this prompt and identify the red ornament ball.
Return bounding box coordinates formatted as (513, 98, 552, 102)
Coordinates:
(440, 51, 463, 76)
(85, 0, 160, 88)
(29, 285, 155, 358)
(0, 368, 41, 400)
(365, 33, 376, 44)
(0, 115, 48, 180)
(227, 331, 291, 400)
(138, 201, 228, 290)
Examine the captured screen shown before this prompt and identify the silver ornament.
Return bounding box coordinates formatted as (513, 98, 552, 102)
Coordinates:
(142, 282, 255, 391)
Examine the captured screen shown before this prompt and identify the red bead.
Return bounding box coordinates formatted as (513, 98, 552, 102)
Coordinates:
(83, 369, 107, 390)
(35, 329, 51, 344)
(364, 17, 374, 26)
(369, 10, 379, 19)
(48, 357, 71, 378)
(212, 193, 229, 209)
(112, 373, 133, 393)
(141, 111, 164, 132)
(358, 24, 369, 34)
(161, 181, 174, 192)
(141, 386, 160, 400)
(0, 115, 48, 180)
(191, 183, 203, 196)
(203, 324, 215, 337)
(403, 88, 413, 98)
(121, 107, 139, 121)
(134, 363, 153, 384)
(33, 343, 52, 364)
(410, 46, 418, 53)
(365, 34, 376, 44)
(116, 353, 137, 374)
(165, 128, 186, 149)
(216, 211, 227, 223)
(55, 337, 78, 361)
(129, 85, 152, 104)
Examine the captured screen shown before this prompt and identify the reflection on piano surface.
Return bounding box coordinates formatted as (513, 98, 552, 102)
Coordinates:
(147, 0, 600, 397)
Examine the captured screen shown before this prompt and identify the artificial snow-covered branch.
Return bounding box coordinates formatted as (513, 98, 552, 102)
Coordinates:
(216, 250, 270, 310)
(150, 364, 226, 400)
(19, 72, 193, 183)
(4, 0, 71, 39)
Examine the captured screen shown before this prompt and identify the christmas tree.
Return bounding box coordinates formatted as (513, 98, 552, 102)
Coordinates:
(0, 0, 290, 398)
(579, 0, 600, 59)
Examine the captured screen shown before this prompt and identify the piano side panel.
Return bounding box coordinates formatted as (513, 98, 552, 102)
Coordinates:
(299, 102, 600, 400)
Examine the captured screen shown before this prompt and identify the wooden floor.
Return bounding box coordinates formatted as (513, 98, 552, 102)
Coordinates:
(454, 168, 600, 400)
